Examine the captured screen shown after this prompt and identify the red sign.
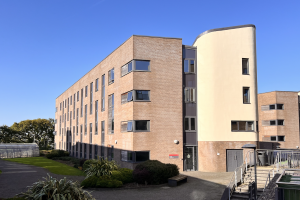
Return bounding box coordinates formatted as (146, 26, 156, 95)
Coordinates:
(169, 154, 179, 159)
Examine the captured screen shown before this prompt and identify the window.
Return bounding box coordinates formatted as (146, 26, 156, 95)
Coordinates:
(270, 120, 284, 126)
(121, 120, 150, 132)
(185, 117, 196, 131)
(55, 119, 57, 124)
(108, 68, 114, 84)
(90, 123, 92, 144)
(101, 74, 105, 111)
(77, 91, 79, 102)
(135, 60, 150, 71)
(90, 82, 93, 114)
(95, 78, 99, 92)
(60, 103, 61, 111)
(121, 90, 150, 104)
(94, 145, 98, 159)
(70, 96, 72, 105)
(55, 107, 57, 112)
(95, 100, 98, 135)
(270, 136, 285, 142)
(269, 104, 276, 110)
(185, 88, 196, 103)
(80, 125, 83, 142)
(277, 104, 284, 110)
(242, 58, 249, 75)
(135, 90, 150, 101)
(81, 88, 83, 117)
(243, 87, 250, 103)
(76, 108, 79, 135)
(101, 121, 105, 145)
(121, 151, 150, 162)
(108, 94, 114, 134)
(231, 121, 254, 131)
(85, 86, 88, 97)
(121, 60, 150, 77)
(85, 104, 87, 135)
(121, 61, 133, 76)
(73, 94, 75, 119)
(184, 59, 195, 73)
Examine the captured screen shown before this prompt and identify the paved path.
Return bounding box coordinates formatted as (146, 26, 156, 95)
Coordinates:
(0, 159, 85, 198)
(0, 159, 232, 200)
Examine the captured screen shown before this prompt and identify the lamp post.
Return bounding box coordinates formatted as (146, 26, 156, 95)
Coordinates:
(242, 144, 257, 200)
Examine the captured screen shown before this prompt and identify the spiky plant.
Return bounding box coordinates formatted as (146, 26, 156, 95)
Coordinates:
(85, 158, 118, 179)
(19, 174, 95, 200)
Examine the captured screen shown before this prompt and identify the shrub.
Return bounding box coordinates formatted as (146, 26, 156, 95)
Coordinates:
(84, 158, 118, 179)
(81, 176, 99, 188)
(46, 150, 69, 159)
(79, 159, 87, 167)
(132, 168, 151, 184)
(133, 160, 179, 185)
(96, 176, 123, 188)
(19, 174, 95, 200)
(83, 159, 97, 171)
(111, 168, 133, 184)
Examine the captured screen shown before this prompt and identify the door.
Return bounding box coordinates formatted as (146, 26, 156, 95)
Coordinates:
(184, 146, 195, 171)
(227, 150, 243, 172)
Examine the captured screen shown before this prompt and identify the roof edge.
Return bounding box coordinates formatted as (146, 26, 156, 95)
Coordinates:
(192, 24, 256, 46)
(258, 90, 300, 95)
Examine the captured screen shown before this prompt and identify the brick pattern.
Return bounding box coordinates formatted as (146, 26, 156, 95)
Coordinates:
(198, 141, 257, 172)
(258, 91, 300, 149)
(55, 36, 184, 170)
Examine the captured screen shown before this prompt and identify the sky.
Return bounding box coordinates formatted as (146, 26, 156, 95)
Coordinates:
(0, 0, 299, 126)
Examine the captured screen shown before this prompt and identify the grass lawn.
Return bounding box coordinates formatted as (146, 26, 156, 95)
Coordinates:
(4, 157, 85, 176)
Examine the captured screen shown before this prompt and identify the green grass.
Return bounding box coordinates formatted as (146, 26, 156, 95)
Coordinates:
(4, 157, 85, 176)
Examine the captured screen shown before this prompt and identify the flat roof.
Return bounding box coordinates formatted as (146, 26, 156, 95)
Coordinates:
(258, 90, 300, 95)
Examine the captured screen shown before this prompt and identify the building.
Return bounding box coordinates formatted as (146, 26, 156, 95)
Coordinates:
(54, 24, 259, 172)
(258, 91, 300, 149)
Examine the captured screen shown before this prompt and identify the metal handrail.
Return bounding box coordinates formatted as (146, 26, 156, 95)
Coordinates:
(226, 150, 253, 199)
(263, 153, 279, 191)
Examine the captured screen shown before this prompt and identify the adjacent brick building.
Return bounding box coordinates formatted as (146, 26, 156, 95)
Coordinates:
(258, 91, 300, 149)
(55, 24, 260, 172)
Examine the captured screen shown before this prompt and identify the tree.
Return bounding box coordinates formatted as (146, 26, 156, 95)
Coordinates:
(0, 125, 25, 143)
(10, 118, 55, 149)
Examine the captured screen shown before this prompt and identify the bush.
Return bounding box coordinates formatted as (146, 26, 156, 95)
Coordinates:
(83, 159, 97, 171)
(111, 168, 133, 184)
(96, 176, 123, 188)
(19, 174, 95, 199)
(79, 159, 87, 167)
(46, 150, 69, 159)
(85, 158, 118, 179)
(133, 160, 179, 185)
(81, 176, 99, 188)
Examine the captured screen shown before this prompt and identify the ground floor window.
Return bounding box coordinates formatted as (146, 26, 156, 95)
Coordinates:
(121, 151, 149, 162)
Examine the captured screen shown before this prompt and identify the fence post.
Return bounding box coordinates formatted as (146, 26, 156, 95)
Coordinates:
(235, 171, 237, 186)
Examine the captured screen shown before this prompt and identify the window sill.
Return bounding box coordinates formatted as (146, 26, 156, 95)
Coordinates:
(231, 131, 255, 132)
(243, 103, 251, 104)
(184, 72, 196, 74)
(242, 74, 250, 75)
(108, 81, 114, 86)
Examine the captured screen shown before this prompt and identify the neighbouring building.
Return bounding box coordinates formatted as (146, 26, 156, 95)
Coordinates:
(258, 91, 300, 149)
(54, 24, 259, 172)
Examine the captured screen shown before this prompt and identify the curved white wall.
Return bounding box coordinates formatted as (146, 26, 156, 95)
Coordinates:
(194, 26, 258, 142)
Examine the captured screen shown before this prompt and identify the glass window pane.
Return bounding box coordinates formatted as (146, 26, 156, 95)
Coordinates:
(136, 152, 149, 162)
(278, 136, 285, 141)
(270, 136, 277, 141)
(185, 118, 189, 131)
(277, 120, 284, 125)
(127, 121, 133, 131)
(127, 91, 133, 101)
(232, 122, 238, 131)
(184, 60, 189, 73)
(135, 60, 150, 71)
(270, 120, 276, 125)
(269, 105, 275, 110)
(247, 122, 254, 131)
(135, 121, 148, 131)
(239, 121, 246, 131)
(128, 62, 133, 72)
(185, 89, 189, 102)
(111, 69, 114, 81)
(190, 60, 195, 73)
(243, 88, 249, 103)
(191, 118, 195, 130)
(135, 90, 149, 100)
(277, 104, 284, 109)
(242, 58, 248, 75)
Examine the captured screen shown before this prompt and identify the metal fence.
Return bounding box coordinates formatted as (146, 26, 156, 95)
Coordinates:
(0, 143, 39, 158)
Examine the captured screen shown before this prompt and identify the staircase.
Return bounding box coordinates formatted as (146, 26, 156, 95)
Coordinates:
(230, 167, 274, 200)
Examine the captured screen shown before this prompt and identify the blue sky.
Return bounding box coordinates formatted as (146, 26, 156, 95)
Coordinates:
(0, 0, 299, 126)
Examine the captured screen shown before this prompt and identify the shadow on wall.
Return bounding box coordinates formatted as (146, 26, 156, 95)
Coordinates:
(259, 142, 281, 150)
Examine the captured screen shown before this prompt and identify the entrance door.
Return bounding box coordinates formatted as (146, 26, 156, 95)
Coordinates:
(184, 146, 196, 171)
(227, 150, 243, 172)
